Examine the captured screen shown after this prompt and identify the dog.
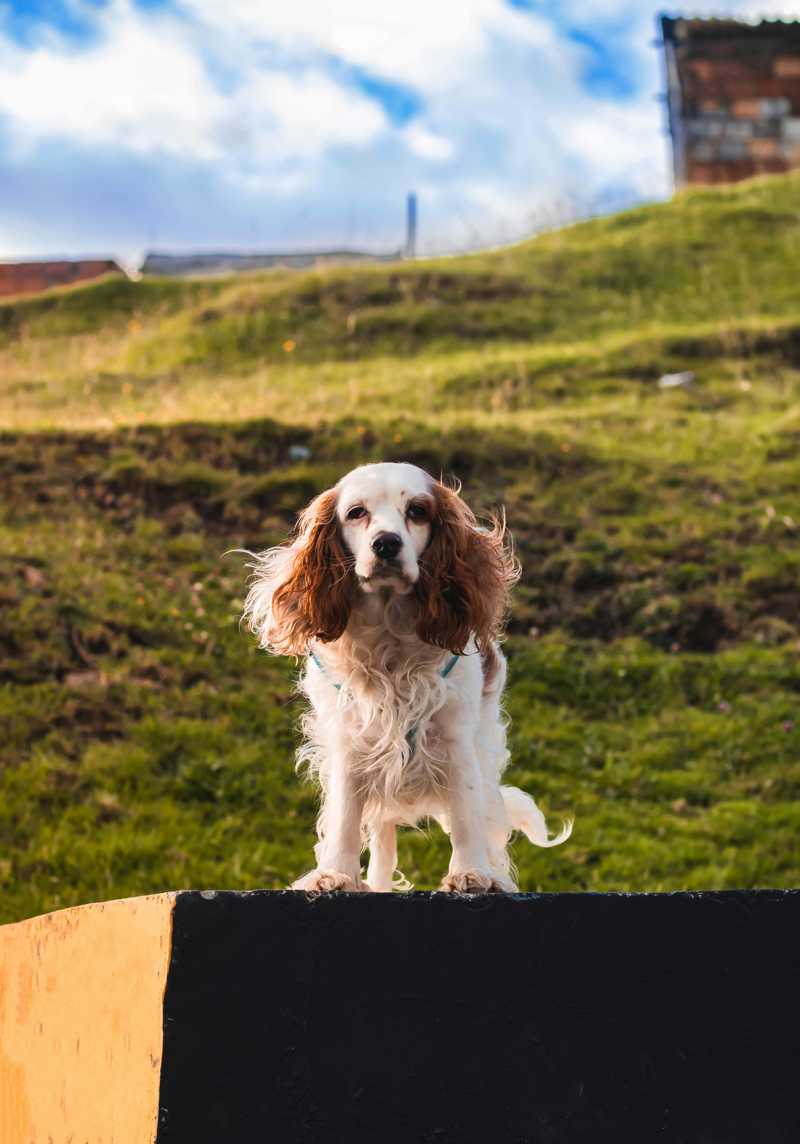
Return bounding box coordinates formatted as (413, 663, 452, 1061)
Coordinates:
(243, 461, 572, 893)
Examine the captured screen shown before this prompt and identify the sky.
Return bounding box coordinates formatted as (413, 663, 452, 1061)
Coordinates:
(1, 0, 799, 263)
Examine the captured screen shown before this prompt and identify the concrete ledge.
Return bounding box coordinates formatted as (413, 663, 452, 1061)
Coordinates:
(2, 890, 799, 1143)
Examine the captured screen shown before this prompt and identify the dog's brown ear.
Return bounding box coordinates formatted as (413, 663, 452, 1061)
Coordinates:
(268, 487, 356, 654)
(414, 482, 519, 655)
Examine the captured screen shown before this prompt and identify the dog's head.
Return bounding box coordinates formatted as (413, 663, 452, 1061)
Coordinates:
(244, 462, 519, 656)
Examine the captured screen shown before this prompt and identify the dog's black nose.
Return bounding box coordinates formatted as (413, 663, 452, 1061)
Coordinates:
(371, 532, 402, 560)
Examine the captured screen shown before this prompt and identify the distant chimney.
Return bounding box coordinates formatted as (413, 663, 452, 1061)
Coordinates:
(405, 192, 417, 258)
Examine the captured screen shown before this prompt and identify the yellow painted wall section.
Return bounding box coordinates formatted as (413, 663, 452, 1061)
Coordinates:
(0, 893, 176, 1144)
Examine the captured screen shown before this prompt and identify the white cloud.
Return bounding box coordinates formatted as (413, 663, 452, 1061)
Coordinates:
(0, 3, 226, 161)
(0, 0, 389, 168)
(558, 100, 666, 196)
(696, 3, 800, 17)
(232, 70, 387, 162)
(402, 123, 454, 161)
(183, 0, 559, 92)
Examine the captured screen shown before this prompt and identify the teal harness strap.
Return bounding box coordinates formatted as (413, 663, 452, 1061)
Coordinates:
(308, 651, 460, 755)
(309, 650, 339, 689)
(309, 651, 459, 689)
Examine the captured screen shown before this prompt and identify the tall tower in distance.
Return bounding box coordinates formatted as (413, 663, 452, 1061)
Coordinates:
(661, 16, 800, 187)
(405, 192, 418, 259)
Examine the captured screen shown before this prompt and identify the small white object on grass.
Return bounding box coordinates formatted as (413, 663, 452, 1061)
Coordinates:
(658, 371, 695, 389)
(288, 444, 312, 461)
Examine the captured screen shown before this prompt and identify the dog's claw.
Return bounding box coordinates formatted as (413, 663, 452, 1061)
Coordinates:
(439, 871, 516, 895)
(291, 869, 369, 894)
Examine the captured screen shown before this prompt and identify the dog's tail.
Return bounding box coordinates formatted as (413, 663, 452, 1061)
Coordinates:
(501, 786, 573, 848)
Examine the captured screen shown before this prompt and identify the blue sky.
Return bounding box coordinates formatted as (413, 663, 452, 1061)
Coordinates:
(0, 0, 795, 263)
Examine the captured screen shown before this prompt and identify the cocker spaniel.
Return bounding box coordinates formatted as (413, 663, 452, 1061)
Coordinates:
(243, 462, 572, 893)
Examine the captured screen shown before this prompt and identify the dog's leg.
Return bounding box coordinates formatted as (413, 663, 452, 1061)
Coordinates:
(439, 740, 511, 894)
(366, 821, 398, 892)
(292, 748, 368, 893)
(485, 786, 517, 892)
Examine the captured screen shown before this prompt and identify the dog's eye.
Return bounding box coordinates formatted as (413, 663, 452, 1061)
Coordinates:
(346, 505, 367, 521)
(407, 502, 429, 523)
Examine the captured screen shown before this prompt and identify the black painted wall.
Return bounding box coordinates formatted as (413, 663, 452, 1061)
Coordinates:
(157, 890, 800, 1144)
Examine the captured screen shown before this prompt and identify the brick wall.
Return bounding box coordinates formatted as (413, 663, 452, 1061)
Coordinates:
(662, 18, 800, 186)
(0, 260, 123, 299)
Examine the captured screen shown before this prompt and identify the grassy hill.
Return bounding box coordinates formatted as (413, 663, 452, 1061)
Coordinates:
(1, 173, 799, 922)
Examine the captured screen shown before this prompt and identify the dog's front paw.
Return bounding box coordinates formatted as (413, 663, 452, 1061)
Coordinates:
(440, 870, 514, 895)
(291, 868, 368, 894)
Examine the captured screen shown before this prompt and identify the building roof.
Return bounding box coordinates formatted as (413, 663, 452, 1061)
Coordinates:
(661, 16, 800, 45)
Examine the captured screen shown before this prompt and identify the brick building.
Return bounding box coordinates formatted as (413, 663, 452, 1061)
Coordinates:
(0, 259, 123, 299)
(661, 16, 800, 186)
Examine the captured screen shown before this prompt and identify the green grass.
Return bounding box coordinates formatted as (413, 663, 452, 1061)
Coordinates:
(1, 172, 799, 923)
